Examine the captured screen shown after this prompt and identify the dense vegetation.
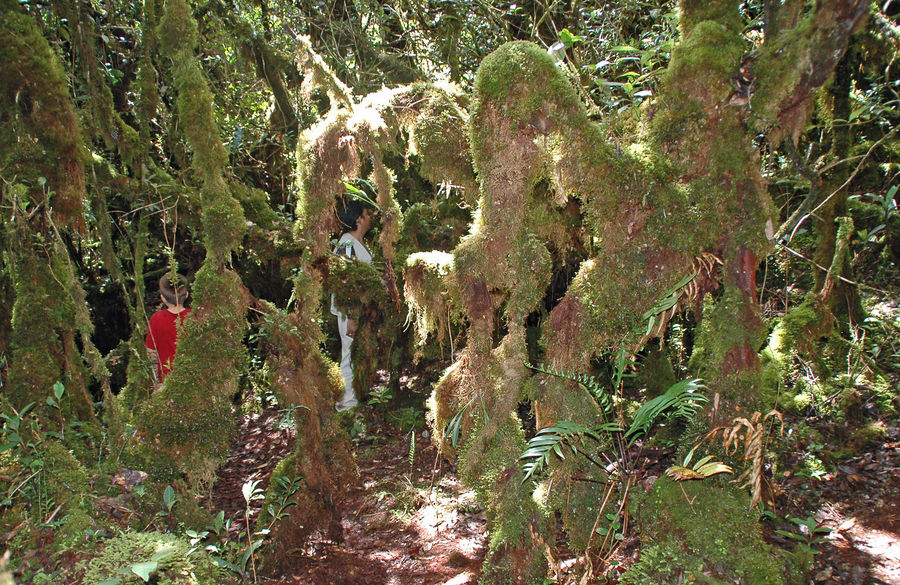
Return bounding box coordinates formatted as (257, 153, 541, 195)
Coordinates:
(0, 0, 897, 583)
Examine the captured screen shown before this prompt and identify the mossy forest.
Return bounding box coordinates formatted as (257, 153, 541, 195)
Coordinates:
(1, 0, 898, 583)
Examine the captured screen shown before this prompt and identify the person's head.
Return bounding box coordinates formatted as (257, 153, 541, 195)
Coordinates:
(336, 197, 376, 235)
(159, 273, 189, 307)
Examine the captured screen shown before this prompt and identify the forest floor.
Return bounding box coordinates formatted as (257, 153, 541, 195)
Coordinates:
(213, 406, 486, 585)
(209, 385, 899, 585)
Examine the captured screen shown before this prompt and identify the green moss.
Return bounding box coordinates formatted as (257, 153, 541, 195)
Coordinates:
(6, 247, 93, 420)
(690, 287, 767, 372)
(677, 1, 744, 38)
(626, 477, 793, 585)
(82, 531, 223, 585)
(41, 441, 93, 549)
(621, 539, 726, 585)
(472, 41, 577, 118)
(403, 251, 463, 348)
(410, 89, 478, 205)
(0, 5, 88, 224)
(751, 16, 815, 129)
(458, 417, 549, 585)
(234, 183, 278, 230)
(852, 422, 887, 446)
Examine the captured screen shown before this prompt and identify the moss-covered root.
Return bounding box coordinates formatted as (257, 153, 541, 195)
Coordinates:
(130, 267, 248, 486)
(256, 298, 354, 565)
(460, 418, 550, 585)
(623, 477, 802, 585)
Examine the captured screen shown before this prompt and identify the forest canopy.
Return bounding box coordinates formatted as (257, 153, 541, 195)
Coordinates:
(0, 0, 898, 583)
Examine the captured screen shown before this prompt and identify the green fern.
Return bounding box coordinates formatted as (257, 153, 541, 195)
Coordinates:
(624, 378, 706, 444)
(519, 421, 622, 483)
(525, 362, 616, 414)
(640, 271, 696, 336)
(443, 397, 475, 448)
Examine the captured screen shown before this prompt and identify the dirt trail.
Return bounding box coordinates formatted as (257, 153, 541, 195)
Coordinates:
(213, 407, 486, 585)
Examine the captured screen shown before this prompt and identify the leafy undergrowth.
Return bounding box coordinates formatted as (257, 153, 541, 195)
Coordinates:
(210, 397, 898, 585)
(5, 375, 896, 584)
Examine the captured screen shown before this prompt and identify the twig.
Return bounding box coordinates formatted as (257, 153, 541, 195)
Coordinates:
(778, 245, 891, 294)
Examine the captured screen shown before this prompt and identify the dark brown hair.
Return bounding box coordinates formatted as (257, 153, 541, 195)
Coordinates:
(159, 273, 189, 305)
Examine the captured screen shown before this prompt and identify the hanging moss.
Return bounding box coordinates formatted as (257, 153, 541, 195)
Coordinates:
(409, 85, 479, 206)
(53, 0, 142, 171)
(404, 251, 463, 348)
(6, 245, 95, 422)
(128, 0, 249, 488)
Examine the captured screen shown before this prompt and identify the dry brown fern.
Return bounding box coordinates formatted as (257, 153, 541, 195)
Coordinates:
(706, 410, 784, 509)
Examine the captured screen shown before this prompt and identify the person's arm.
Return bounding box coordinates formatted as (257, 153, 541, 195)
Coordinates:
(145, 317, 161, 386)
(146, 348, 160, 385)
(332, 237, 359, 335)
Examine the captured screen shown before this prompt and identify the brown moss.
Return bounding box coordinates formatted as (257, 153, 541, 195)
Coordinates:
(403, 251, 462, 349)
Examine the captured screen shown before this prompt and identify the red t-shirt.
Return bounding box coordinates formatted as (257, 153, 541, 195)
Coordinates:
(145, 308, 191, 381)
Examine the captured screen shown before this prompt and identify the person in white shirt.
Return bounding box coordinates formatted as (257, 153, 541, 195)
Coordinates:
(331, 198, 375, 411)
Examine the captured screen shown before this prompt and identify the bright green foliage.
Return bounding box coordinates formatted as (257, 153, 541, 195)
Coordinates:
(82, 531, 223, 585)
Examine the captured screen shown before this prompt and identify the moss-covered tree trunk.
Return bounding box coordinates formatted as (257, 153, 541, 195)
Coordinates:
(416, 1, 868, 582)
(130, 0, 249, 488)
(0, 3, 98, 423)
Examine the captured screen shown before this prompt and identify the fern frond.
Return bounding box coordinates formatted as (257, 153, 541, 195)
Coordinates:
(665, 447, 732, 481)
(525, 362, 615, 413)
(519, 421, 621, 483)
(443, 397, 475, 448)
(625, 378, 706, 444)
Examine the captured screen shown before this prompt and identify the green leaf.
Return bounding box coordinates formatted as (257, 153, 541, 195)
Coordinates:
(52, 380, 65, 401)
(149, 545, 177, 562)
(211, 555, 242, 574)
(131, 561, 158, 582)
(559, 28, 581, 48)
(626, 378, 706, 443)
(775, 529, 804, 541)
(242, 478, 264, 503)
(98, 579, 122, 585)
(163, 485, 176, 512)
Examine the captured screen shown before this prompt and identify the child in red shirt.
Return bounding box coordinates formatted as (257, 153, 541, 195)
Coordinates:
(145, 273, 191, 383)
